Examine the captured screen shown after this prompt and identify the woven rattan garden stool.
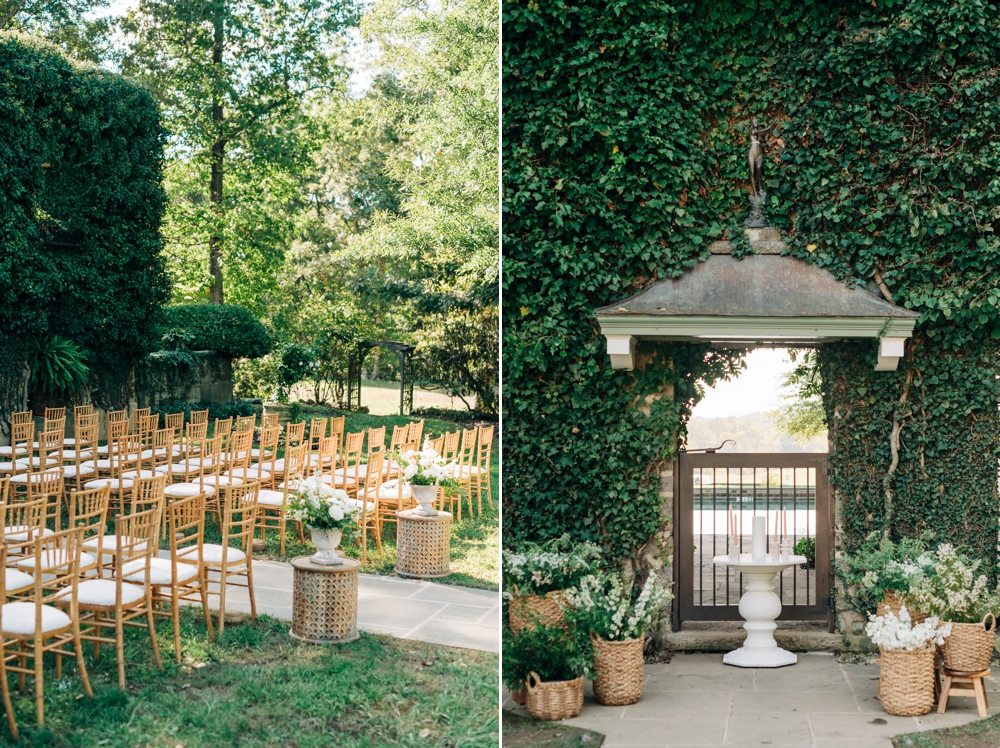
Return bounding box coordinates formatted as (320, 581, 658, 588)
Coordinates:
(937, 667, 990, 717)
(289, 556, 361, 644)
(395, 509, 452, 578)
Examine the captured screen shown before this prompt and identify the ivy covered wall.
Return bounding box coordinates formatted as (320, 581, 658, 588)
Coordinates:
(0, 33, 168, 416)
(503, 1, 1000, 573)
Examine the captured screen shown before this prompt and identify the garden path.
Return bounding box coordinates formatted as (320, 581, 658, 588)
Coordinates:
(503, 652, 997, 747)
(167, 554, 500, 653)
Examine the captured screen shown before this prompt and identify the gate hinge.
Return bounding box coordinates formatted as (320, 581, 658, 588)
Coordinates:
(821, 596, 834, 612)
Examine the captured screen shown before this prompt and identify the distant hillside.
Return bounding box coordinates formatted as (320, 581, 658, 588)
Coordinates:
(686, 411, 827, 453)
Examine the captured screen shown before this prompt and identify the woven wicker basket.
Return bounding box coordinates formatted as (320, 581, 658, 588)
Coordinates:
(877, 590, 926, 625)
(508, 592, 567, 632)
(941, 613, 996, 672)
(592, 636, 645, 706)
(878, 645, 936, 716)
(525, 672, 584, 721)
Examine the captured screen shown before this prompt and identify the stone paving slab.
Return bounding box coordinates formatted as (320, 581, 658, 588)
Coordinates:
(164, 553, 499, 653)
(503, 652, 995, 747)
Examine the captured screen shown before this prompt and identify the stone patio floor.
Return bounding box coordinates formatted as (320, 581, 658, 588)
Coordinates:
(176, 555, 500, 653)
(503, 652, 999, 747)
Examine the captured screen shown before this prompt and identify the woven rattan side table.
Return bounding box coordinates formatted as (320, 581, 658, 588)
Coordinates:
(290, 556, 361, 644)
(395, 509, 452, 578)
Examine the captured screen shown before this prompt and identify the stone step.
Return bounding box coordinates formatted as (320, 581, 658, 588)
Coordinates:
(663, 628, 843, 652)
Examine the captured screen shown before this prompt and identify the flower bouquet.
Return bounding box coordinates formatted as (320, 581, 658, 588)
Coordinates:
(393, 444, 462, 516)
(865, 606, 951, 716)
(564, 573, 673, 705)
(288, 475, 359, 566)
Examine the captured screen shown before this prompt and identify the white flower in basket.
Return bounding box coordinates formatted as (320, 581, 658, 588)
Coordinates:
(391, 442, 463, 517)
(865, 605, 952, 651)
(288, 475, 359, 566)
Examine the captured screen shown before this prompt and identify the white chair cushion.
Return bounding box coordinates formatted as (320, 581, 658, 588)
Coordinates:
(84, 478, 133, 490)
(468, 466, 486, 475)
(184, 457, 222, 468)
(347, 498, 376, 512)
(82, 535, 147, 552)
(257, 489, 287, 507)
(61, 449, 94, 460)
(57, 579, 146, 607)
(0, 446, 27, 457)
(155, 462, 198, 475)
(1, 602, 71, 635)
(363, 480, 413, 500)
(16, 550, 95, 571)
(0, 461, 20, 471)
(10, 469, 61, 484)
(139, 448, 172, 460)
(239, 467, 270, 480)
(334, 466, 367, 480)
(164, 483, 216, 498)
(18, 457, 59, 467)
(62, 438, 77, 446)
(62, 464, 95, 478)
(179, 544, 246, 565)
(96, 445, 109, 455)
(5, 568, 35, 593)
(3, 526, 55, 542)
(272, 455, 320, 473)
(199, 474, 243, 486)
(122, 557, 198, 586)
(120, 469, 160, 479)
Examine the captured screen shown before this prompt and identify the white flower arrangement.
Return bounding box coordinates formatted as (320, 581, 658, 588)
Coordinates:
(865, 605, 951, 651)
(287, 475, 359, 536)
(394, 443, 462, 490)
(502, 538, 602, 596)
(906, 544, 998, 623)
(563, 573, 673, 642)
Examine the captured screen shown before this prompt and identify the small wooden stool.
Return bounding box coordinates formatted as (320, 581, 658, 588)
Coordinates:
(937, 667, 990, 717)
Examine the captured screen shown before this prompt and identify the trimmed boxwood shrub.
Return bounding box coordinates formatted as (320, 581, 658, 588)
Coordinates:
(0, 32, 169, 412)
(157, 305, 272, 359)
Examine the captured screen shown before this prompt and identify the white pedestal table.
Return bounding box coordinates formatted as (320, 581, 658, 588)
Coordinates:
(711, 553, 808, 668)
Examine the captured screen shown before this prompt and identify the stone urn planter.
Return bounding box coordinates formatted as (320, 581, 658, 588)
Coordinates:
(525, 672, 583, 721)
(940, 613, 996, 672)
(411, 484, 439, 516)
(308, 526, 343, 566)
(592, 636, 645, 705)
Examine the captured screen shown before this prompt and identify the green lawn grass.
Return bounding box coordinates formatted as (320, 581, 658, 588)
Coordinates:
(0, 610, 498, 747)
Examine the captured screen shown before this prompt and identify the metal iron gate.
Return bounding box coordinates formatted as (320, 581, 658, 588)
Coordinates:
(675, 452, 832, 625)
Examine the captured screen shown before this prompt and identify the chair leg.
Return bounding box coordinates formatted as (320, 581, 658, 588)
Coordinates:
(171, 588, 182, 663)
(247, 565, 258, 621)
(218, 570, 227, 638)
(199, 573, 215, 642)
(1, 649, 19, 741)
(938, 674, 953, 713)
(74, 621, 93, 698)
(34, 635, 44, 725)
(115, 612, 126, 689)
(279, 513, 285, 556)
(975, 677, 988, 718)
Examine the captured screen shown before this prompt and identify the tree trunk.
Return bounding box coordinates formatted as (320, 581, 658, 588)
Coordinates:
(208, 5, 226, 304)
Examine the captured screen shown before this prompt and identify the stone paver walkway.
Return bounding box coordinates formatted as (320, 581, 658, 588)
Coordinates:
(187, 555, 499, 653)
(504, 652, 998, 747)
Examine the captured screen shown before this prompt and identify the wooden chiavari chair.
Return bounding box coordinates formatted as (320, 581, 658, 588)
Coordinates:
(257, 443, 308, 554)
(203, 429, 254, 488)
(285, 421, 306, 447)
(11, 411, 31, 426)
(1, 495, 51, 572)
(83, 475, 164, 577)
(388, 425, 408, 456)
(159, 424, 210, 485)
(126, 427, 175, 479)
(64, 412, 98, 459)
(175, 420, 208, 459)
(352, 448, 384, 563)
(406, 419, 425, 448)
(213, 417, 233, 459)
(471, 425, 495, 512)
(127, 492, 214, 659)
(331, 431, 365, 495)
(95, 414, 128, 456)
(10, 431, 64, 504)
(312, 434, 340, 487)
(188, 482, 260, 636)
(364, 448, 414, 540)
(0, 417, 32, 459)
(261, 412, 279, 431)
(426, 435, 444, 455)
(43, 407, 65, 422)
(308, 417, 328, 455)
(83, 433, 142, 512)
(3, 527, 93, 736)
(367, 426, 385, 455)
(137, 414, 159, 455)
(449, 428, 479, 518)
(190, 408, 209, 426)
(441, 431, 460, 462)
(60, 506, 162, 689)
(235, 415, 255, 434)
(131, 407, 151, 432)
(330, 415, 345, 439)
(0, 422, 33, 477)
(164, 412, 185, 451)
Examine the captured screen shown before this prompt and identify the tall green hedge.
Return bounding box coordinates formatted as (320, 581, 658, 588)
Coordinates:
(0, 32, 168, 411)
(503, 1, 1000, 569)
(157, 305, 273, 359)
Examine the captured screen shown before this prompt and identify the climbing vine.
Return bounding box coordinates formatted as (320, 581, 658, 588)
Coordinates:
(503, 0, 1000, 570)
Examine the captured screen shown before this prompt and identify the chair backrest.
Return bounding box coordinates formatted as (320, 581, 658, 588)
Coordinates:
(361, 447, 384, 500)
(37, 428, 63, 464)
(11, 411, 32, 426)
(227, 429, 254, 479)
(0, 476, 7, 503)
(25, 467, 63, 504)
(133, 407, 152, 429)
(190, 408, 209, 425)
(167, 493, 206, 573)
(149, 428, 175, 470)
(315, 435, 338, 483)
(138, 415, 159, 448)
(256, 426, 280, 474)
(165, 412, 184, 435)
(0, 496, 47, 551)
(341, 431, 365, 484)
(477, 425, 495, 470)
(281, 443, 309, 486)
(110, 433, 143, 477)
(235, 415, 255, 433)
(44, 407, 66, 421)
(286, 421, 306, 447)
(107, 417, 129, 443)
(308, 418, 328, 451)
(457, 428, 478, 477)
(10, 420, 33, 446)
(18, 526, 87, 616)
(213, 417, 233, 443)
(442, 431, 460, 461)
(329, 416, 345, 437)
(367, 426, 385, 455)
(68, 485, 110, 574)
(221, 482, 260, 556)
(388, 425, 407, 453)
(130, 473, 166, 517)
(42, 417, 66, 439)
(76, 412, 100, 430)
(426, 435, 444, 455)
(113, 507, 159, 586)
(73, 404, 94, 426)
(184, 421, 209, 452)
(107, 408, 128, 425)
(261, 412, 279, 430)
(199, 436, 224, 478)
(406, 420, 425, 447)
